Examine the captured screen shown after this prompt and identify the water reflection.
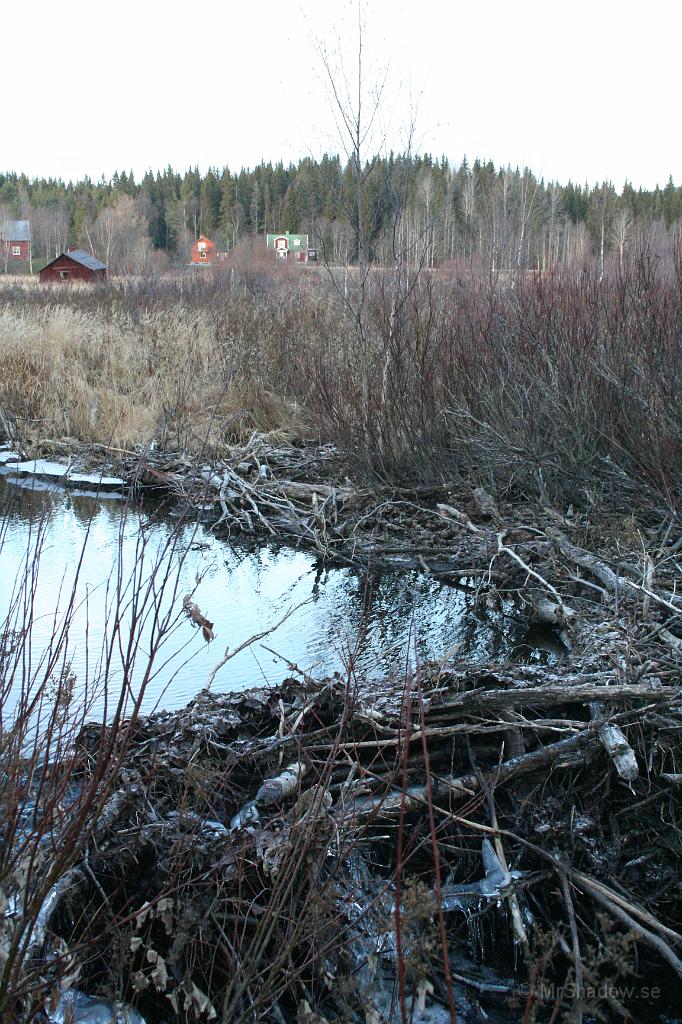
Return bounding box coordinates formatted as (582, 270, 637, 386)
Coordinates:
(0, 474, 561, 721)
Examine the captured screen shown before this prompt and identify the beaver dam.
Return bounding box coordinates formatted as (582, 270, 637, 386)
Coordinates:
(1, 434, 681, 1024)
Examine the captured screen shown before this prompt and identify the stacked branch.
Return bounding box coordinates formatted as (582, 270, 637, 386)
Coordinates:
(30, 642, 682, 1024)
(132, 436, 682, 648)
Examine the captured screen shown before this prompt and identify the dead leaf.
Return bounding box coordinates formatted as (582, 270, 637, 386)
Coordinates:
(131, 971, 149, 993)
(157, 896, 174, 935)
(183, 595, 215, 642)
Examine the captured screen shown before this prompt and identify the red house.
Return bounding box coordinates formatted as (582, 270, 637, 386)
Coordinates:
(39, 249, 107, 284)
(0, 220, 31, 261)
(191, 234, 217, 264)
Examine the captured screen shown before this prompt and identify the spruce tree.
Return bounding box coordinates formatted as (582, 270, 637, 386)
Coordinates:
(250, 182, 261, 234)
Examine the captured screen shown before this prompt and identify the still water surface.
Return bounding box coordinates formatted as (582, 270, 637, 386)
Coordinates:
(0, 474, 559, 720)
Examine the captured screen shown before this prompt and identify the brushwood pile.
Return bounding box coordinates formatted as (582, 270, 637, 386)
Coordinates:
(3, 432, 679, 1024)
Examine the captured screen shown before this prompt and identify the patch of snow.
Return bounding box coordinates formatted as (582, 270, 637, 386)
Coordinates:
(7, 460, 124, 491)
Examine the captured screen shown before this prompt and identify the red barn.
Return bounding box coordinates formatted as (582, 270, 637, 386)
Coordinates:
(191, 234, 217, 264)
(0, 220, 31, 261)
(39, 250, 107, 284)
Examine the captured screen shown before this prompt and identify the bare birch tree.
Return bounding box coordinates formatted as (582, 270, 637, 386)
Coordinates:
(0, 205, 13, 274)
(611, 207, 633, 269)
(31, 203, 69, 263)
(310, 1, 392, 456)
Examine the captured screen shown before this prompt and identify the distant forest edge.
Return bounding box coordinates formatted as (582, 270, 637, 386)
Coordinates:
(1, 156, 681, 273)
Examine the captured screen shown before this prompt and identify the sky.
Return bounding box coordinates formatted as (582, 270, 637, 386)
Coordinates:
(4, 0, 681, 191)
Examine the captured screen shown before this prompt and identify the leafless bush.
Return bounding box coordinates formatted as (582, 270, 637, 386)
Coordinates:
(0, 485, 196, 1022)
(304, 246, 681, 515)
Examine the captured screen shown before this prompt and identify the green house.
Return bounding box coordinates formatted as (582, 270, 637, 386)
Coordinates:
(266, 232, 309, 252)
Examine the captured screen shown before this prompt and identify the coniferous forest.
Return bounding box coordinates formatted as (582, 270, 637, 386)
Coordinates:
(0, 156, 680, 272)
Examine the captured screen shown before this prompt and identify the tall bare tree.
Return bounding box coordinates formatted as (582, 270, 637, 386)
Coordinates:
(85, 196, 152, 272)
(31, 202, 69, 263)
(0, 205, 13, 274)
(611, 207, 633, 269)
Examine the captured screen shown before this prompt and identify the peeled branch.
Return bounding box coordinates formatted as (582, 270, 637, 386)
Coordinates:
(255, 762, 306, 805)
(590, 702, 639, 782)
(231, 762, 307, 830)
(528, 592, 576, 626)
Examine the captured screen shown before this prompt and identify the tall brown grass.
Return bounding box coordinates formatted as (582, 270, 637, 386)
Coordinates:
(0, 300, 303, 451)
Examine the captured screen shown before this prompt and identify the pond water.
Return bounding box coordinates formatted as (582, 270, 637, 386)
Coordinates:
(0, 473, 562, 722)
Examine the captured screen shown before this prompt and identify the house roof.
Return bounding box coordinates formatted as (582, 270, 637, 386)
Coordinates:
(40, 250, 107, 274)
(2, 220, 31, 242)
(64, 249, 107, 270)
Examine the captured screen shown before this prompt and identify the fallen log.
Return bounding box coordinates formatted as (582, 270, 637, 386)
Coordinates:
(548, 527, 682, 616)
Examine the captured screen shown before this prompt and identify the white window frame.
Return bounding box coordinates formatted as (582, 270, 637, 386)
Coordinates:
(11, 245, 21, 256)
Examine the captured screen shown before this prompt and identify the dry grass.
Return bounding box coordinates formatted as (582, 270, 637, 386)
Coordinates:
(0, 301, 303, 452)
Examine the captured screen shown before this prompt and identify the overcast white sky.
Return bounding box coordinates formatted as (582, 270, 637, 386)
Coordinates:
(4, 0, 681, 190)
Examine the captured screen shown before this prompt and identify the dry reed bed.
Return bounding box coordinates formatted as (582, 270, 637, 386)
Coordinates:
(0, 298, 306, 452)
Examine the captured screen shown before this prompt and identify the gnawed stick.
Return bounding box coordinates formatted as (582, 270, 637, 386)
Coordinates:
(466, 738, 529, 953)
(574, 879, 682, 980)
(435, 502, 482, 535)
(560, 872, 584, 1024)
(205, 599, 311, 689)
(340, 730, 597, 823)
(255, 762, 307, 805)
(566, 871, 682, 948)
(659, 627, 682, 654)
(548, 528, 682, 616)
(441, 680, 669, 712)
(230, 762, 307, 831)
(590, 701, 639, 782)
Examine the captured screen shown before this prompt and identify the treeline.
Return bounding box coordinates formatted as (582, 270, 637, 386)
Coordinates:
(1, 156, 680, 272)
